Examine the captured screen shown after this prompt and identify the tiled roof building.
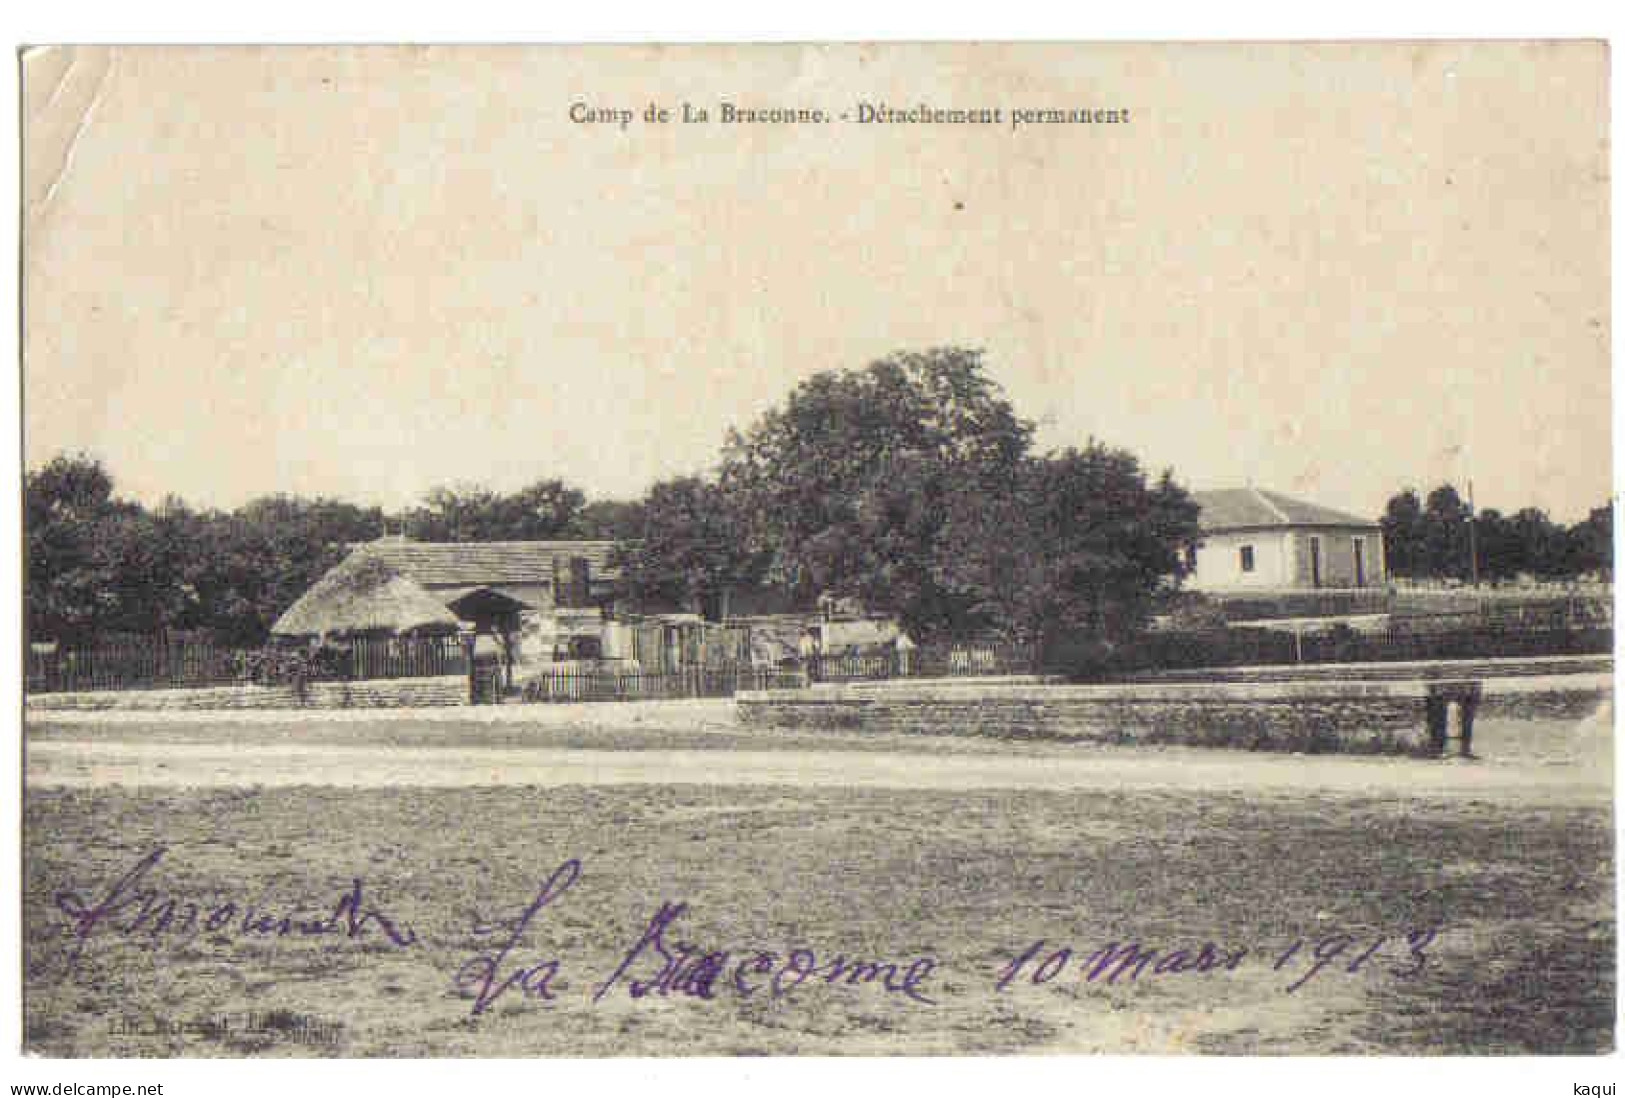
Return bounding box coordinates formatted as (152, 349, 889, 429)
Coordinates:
(1187, 488, 1384, 592)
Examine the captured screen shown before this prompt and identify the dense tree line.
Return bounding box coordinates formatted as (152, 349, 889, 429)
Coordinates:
(24, 455, 644, 646)
(44, 346, 1602, 657)
(30, 348, 1206, 655)
(1380, 485, 1613, 583)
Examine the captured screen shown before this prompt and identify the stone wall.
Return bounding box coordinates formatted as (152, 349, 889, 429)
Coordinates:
(26, 675, 470, 712)
(737, 675, 1611, 755)
(1130, 653, 1613, 683)
(1477, 686, 1612, 721)
(737, 680, 1431, 754)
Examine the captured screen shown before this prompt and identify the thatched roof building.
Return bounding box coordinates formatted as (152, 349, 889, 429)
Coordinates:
(271, 552, 462, 640)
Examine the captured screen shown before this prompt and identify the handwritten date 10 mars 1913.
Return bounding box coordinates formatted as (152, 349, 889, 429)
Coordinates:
(48, 850, 1440, 1018)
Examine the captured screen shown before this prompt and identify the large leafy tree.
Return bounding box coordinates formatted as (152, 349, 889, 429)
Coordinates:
(720, 347, 1033, 637)
(26, 454, 130, 642)
(939, 445, 1199, 649)
(25, 455, 198, 642)
(717, 347, 1197, 643)
(615, 477, 758, 618)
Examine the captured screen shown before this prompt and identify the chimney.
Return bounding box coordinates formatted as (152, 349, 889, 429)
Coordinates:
(555, 556, 591, 607)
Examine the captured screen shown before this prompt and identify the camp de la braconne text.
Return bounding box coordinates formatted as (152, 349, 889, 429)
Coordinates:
(568, 100, 1131, 132)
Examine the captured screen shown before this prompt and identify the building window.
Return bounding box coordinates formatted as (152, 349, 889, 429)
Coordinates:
(1239, 545, 1255, 573)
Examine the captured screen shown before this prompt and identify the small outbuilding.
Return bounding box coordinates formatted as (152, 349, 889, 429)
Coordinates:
(272, 536, 628, 682)
(1187, 487, 1386, 591)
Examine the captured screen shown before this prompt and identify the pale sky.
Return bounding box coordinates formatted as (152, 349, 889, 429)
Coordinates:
(22, 43, 1611, 521)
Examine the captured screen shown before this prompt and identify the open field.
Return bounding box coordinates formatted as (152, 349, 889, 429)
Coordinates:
(21, 705, 1615, 1057)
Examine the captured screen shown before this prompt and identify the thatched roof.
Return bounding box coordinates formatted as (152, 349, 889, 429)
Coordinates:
(271, 552, 462, 639)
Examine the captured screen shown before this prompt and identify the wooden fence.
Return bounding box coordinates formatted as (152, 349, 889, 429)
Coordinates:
(1390, 590, 1614, 629)
(1394, 602, 1614, 632)
(793, 625, 1610, 683)
(344, 636, 470, 681)
(1126, 622, 1613, 676)
(28, 634, 471, 694)
(31, 619, 1608, 699)
(516, 643, 1035, 704)
(521, 666, 807, 704)
(616, 619, 753, 674)
(28, 635, 241, 694)
(807, 641, 1037, 683)
(1209, 588, 1393, 622)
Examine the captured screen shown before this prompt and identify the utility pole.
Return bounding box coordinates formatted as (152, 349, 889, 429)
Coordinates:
(1466, 479, 1481, 587)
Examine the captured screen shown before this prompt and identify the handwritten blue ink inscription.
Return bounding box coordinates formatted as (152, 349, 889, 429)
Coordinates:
(50, 846, 417, 977)
(47, 850, 1441, 1016)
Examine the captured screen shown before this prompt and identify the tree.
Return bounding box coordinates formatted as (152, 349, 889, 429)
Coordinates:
(1567, 505, 1614, 579)
(719, 347, 1033, 637)
(1422, 485, 1473, 580)
(25, 452, 115, 520)
(102, 506, 195, 636)
(939, 446, 1200, 650)
(1379, 489, 1428, 578)
(717, 347, 1196, 644)
(1381, 483, 1608, 582)
(23, 454, 200, 642)
(570, 498, 647, 541)
(25, 454, 125, 642)
(185, 495, 387, 644)
(615, 477, 758, 618)
(24, 456, 613, 646)
(1473, 508, 1520, 582)
(404, 479, 586, 541)
(1506, 507, 1566, 580)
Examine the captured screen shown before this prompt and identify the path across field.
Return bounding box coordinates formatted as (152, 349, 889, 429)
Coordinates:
(25, 712, 1610, 801)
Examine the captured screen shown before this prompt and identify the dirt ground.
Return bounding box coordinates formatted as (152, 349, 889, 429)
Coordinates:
(20, 704, 1615, 1057)
(25, 706, 1614, 800)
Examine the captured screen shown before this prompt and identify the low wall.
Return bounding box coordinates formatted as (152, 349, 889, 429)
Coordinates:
(736, 674, 1613, 755)
(25, 675, 470, 712)
(1477, 680, 1613, 721)
(1125, 653, 1613, 683)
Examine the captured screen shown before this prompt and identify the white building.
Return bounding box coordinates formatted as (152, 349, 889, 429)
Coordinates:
(1186, 488, 1386, 592)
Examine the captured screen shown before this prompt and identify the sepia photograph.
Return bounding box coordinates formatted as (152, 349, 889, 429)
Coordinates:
(15, 40, 1615, 1062)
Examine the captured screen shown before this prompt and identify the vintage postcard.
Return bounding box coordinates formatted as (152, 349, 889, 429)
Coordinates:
(16, 42, 1613, 1061)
